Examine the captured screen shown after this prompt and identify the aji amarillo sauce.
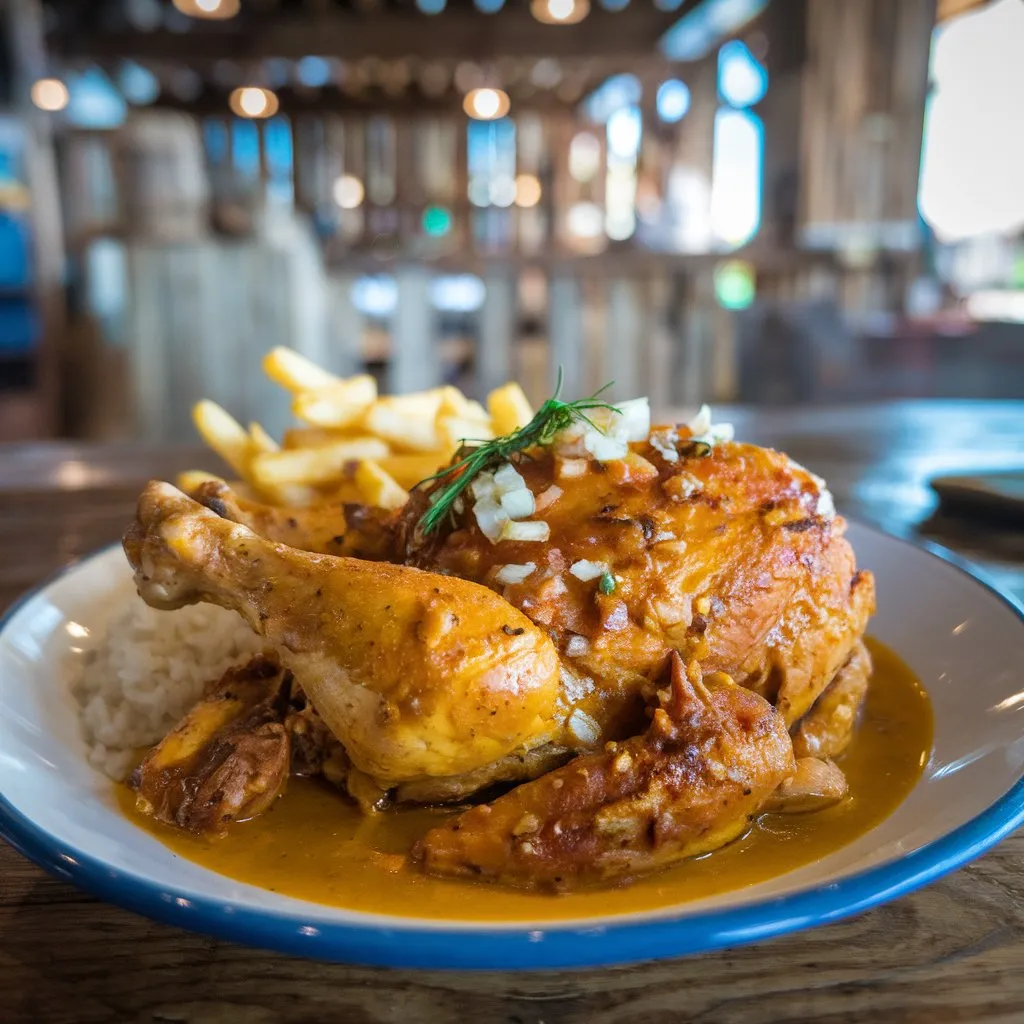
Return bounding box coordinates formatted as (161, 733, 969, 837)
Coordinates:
(117, 638, 932, 922)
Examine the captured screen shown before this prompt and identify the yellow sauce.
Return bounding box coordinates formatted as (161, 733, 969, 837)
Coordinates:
(117, 638, 932, 921)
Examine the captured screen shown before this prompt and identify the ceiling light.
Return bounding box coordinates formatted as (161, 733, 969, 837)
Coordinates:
(173, 0, 240, 19)
(514, 173, 542, 208)
(30, 78, 69, 112)
(531, 0, 589, 24)
(464, 87, 510, 121)
(333, 174, 365, 210)
(489, 176, 517, 207)
(229, 86, 279, 119)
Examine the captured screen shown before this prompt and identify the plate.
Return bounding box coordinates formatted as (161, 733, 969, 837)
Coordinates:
(2, 522, 1023, 970)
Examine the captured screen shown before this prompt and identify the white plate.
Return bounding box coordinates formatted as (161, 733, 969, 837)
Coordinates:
(2, 523, 1023, 969)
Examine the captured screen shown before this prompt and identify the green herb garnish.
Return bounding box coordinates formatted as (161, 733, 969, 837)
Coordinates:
(414, 371, 619, 537)
(598, 571, 617, 595)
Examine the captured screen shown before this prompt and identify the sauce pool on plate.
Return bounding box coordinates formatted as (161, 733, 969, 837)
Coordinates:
(117, 638, 932, 922)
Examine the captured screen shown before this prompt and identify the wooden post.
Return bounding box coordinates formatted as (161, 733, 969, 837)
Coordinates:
(390, 265, 437, 394)
(547, 272, 582, 398)
(605, 278, 641, 400)
(478, 268, 516, 398)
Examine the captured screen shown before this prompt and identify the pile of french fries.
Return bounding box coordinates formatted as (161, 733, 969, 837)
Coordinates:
(179, 347, 535, 511)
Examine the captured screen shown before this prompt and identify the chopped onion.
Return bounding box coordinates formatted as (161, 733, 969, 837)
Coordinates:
(500, 519, 550, 543)
(493, 462, 527, 493)
(685, 404, 734, 448)
(650, 428, 679, 463)
(687, 404, 712, 436)
(471, 472, 498, 501)
(494, 562, 537, 585)
(499, 488, 536, 520)
(567, 708, 601, 745)
(570, 559, 610, 582)
(473, 496, 509, 542)
(564, 633, 591, 657)
(533, 484, 563, 512)
(556, 457, 589, 480)
(614, 397, 651, 442)
(583, 428, 629, 462)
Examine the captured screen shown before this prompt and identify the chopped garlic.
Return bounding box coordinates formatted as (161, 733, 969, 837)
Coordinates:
(570, 559, 610, 582)
(494, 562, 537, 585)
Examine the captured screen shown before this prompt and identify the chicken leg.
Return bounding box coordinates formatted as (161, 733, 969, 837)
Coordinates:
(413, 654, 795, 890)
(124, 481, 562, 787)
(186, 477, 396, 560)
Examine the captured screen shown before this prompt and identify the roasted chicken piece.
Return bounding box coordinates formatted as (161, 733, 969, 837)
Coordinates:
(765, 756, 849, 814)
(402, 435, 874, 745)
(791, 641, 871, 759)
(125, 421, 875, 884)
(128, 654, 292, 836)
(187, 477, 395, 560)
(414, 654, 794, 890)
(124, 482, 562, 789)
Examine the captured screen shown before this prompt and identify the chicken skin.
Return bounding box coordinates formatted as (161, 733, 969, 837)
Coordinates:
(187, 476, 395, 560)
(124, 482, 561, 788)
(414, 653, 795, 890)
(129, 653, 292, 836)
(402, 436, 874, 744)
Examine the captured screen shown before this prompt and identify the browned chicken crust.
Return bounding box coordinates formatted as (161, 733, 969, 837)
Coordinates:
(128, 654, 292, 836)
(791, 641, 871, 759)
(413, 654, 795, 890)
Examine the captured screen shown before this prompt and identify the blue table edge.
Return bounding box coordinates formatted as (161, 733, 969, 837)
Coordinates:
(1, 525, 1023, 971)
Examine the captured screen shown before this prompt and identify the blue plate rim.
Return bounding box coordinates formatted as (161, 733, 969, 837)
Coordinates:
(1, 523, 1023, 971)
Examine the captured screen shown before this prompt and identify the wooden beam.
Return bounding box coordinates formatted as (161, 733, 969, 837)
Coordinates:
(49, 6, 688, 62)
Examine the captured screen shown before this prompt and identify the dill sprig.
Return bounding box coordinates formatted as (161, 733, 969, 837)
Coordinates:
(414, 371, 619, 537)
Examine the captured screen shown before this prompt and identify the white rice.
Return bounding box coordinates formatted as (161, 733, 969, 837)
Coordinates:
(72, 598, 264, 781)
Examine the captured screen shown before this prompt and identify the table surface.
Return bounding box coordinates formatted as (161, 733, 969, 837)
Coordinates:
(2, 400, 1023, 1024)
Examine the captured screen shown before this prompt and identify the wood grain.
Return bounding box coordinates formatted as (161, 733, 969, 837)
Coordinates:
(2, 403, 1023, 1024)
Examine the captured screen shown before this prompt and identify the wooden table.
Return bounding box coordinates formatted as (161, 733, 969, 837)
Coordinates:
(2, 401, 1023, 1024)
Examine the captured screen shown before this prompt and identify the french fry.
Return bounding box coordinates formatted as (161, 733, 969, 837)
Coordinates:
(437, 385, 488, 423)
(437, 414, 494, 454)
(316, 478, 365, 504)
(176, 469, 226, 495)
(262, 347, 341, 393)
(361, 400, 441, 452)
(282, 426, 360, 449)
(292, 375, 377, 428)
(377, 453, 452, 489)
(354, 459, 409, 510)
(487, 383, 534, 436)
(192, 400, 254, 478)
(258, 482, 322, 508)
(248, 421, 279, 454)
(250, 437, 390, 486)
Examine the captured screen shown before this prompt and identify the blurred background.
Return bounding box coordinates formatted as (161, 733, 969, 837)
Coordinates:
(0, 0, 1022, 442)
